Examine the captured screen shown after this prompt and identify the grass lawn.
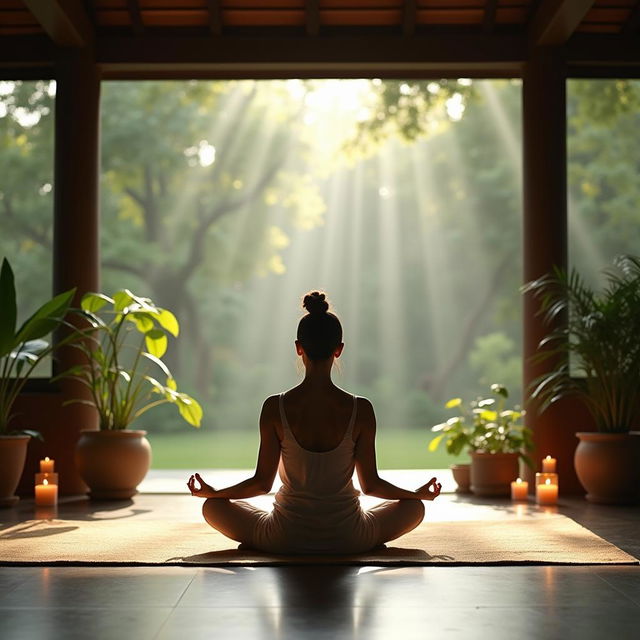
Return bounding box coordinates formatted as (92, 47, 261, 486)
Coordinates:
(147, 428, 467, 469)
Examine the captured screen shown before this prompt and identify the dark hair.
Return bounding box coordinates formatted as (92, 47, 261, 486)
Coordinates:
(296, 291, 343, 361)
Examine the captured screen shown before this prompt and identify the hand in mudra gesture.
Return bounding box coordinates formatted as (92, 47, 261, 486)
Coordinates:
(415, 477, 442, 501)
(187, 472, 216, 498)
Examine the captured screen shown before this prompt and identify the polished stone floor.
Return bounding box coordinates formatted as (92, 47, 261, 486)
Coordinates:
(1, 471, 639, 640)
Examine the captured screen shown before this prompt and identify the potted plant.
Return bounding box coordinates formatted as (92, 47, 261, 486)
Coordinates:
(0, 257, 75, 506)
(61, 289, 202, 499)
(523, 254, 640, 504)
(429, 397, 476, 493)
(431, 384, 533, 496)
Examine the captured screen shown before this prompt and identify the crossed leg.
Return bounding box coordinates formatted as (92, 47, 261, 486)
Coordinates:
(202, 497, 426, 551)
(368, 499, 425, 546)
(202, 498, 265, 546)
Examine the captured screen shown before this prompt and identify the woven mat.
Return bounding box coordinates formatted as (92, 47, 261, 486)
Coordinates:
(1, 514, 637, 566)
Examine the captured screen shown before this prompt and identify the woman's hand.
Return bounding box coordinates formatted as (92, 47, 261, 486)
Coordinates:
(187, 472, 217, 499)
(415, 477, 442, 501)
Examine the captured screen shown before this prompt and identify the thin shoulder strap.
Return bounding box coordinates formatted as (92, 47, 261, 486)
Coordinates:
(346, 395, 358, 437)
(279, 393, 290, 432)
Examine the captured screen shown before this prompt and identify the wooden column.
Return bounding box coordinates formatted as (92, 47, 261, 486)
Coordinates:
(522, 48, 585, 494)
(17, 49, 101, 496)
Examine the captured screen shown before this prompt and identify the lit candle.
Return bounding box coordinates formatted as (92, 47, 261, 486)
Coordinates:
(511, 477, 529, 501)
(541, 455, 556, 473)
(35, 478, 58, 506)
(40, 457, 55, 473)
(536, 478, 558, 505)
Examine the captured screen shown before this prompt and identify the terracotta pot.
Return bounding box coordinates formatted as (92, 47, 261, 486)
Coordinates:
(0, 435, 30, 507)
(470, 452, 519, 496)
(451, 463, 471, 494)
(574, 432, 640, 505)
(75, 430, 151, 500)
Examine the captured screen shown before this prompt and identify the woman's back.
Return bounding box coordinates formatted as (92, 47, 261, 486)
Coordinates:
(279, 386, 356, 452)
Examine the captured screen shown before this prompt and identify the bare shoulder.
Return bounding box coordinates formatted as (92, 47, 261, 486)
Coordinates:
(354, 396, 376, 439)
(260, 395, 281, 423)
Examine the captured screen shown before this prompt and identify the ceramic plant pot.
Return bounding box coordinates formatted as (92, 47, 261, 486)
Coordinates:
(75, 430, 151, 500)
(574, 432, 640, 505)
(450, 463, 471, 494)
(0, 435, 30, 507)
(470, 452, 519, 497)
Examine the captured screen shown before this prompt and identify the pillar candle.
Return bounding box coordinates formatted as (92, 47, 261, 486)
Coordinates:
(511, 478, 529, 501)
(40, 457, 55, 473)
(541, 455, 556, 473)
(536, 478, 558, 505)
(35, 478, 58, 506)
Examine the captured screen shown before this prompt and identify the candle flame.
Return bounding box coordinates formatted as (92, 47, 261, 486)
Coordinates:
(45, 456, 50, 462)
(43, 479, 49, 486)
(545, 478, 551, 485)
(516, 477, 522, 483)
(545, 455, 551, 460)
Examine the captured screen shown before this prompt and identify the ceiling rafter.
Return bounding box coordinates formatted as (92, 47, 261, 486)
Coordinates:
(126, 0, 144, 36)
(22, 0, 93, 48)
(529, 0, 595, 46)
(306, 0, 320, 37)
(623, 0, 640, 35)
(483, 0, 499, 33)
(206, 0, 223, 36)
(403, 0, 417, 37)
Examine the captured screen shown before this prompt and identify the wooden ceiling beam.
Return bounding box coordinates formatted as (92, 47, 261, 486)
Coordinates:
(483, 0, 499, 33)
(566, 34, 640, 67)
(0, 35, 54, 70)
(206, 0, 223, 36)
(529, 0, 595, 46)
(623, 0, 640, 35)
(22, 0, 93, 48)
(95, 33, 526, 77)
(126, 0, 145, 36)
(306, 0, 320, 37)
(403, 0, 417, 37)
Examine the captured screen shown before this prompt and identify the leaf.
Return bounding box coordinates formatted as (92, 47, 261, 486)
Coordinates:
(445, 397, 461, 409)
(141, 351, 171, 377)
(0, 257, 17, 358)
(145, 329, 168, 358)
(113, 290, 134, 312)
(128, 312, 154, 333)
(176, 394, 203, 427)
(428, 433, 444, 452)
(14, 288, 75, 344)
(149, 309, 180, 337)
(81, 292, 113, 313)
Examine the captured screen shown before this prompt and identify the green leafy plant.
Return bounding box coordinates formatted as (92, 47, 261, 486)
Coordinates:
(61, 290, 202, 430)
(522, 254, 640, 433)
(430, 384, 533, 466)
(0, 257, 75, 436)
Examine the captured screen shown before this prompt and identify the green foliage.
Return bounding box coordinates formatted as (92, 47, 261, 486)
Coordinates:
(0, 257, 75, 434)
(469, 332, 522, 399)
(523, 254, 640, 433)
(60, 290, 202, 430)
(430, 384, 532, 466)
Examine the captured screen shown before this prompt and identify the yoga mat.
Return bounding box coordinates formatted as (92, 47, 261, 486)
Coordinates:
(1, 514, 637, 566)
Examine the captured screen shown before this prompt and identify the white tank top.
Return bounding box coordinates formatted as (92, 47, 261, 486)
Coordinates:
(275, 393, 360, 508)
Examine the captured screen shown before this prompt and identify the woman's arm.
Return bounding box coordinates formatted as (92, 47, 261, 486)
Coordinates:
(187, 396, 281, 499)
(354, 398, 441, 501)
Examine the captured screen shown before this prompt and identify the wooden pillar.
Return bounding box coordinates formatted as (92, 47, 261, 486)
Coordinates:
(17, 49, 101, 496)
(522, 48, 584, 494)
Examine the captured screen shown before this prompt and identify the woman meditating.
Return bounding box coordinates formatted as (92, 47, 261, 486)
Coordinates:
(187, 291, 442, 554)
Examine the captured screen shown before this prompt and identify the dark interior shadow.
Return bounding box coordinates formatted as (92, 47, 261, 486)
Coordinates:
(0, 521, 79, 539)
(42, 498, 152, 521)
(169, 545, 453, 565)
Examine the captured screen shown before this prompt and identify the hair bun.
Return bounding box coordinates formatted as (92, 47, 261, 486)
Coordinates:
(303, 291, 329, 315)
